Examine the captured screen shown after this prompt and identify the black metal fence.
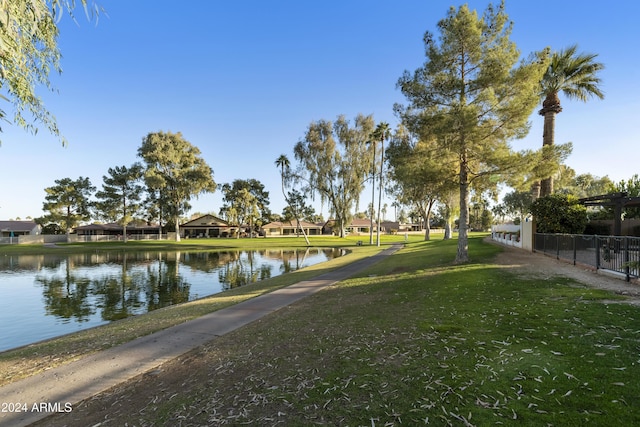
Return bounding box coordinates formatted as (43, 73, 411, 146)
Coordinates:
(534, 233, 640, 282)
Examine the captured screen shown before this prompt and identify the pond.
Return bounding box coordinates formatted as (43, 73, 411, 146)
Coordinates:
(0, 248, 345, 352)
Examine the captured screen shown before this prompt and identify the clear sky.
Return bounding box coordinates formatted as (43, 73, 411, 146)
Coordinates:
(1, 0, 638, 221)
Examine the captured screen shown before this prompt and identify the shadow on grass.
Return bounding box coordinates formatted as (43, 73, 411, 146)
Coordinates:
(259, 237, 640, 425)
(25, 235, 640, 426)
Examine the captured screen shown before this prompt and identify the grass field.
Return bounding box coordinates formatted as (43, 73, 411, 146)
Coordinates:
(5, 235, 640, 426)
(151, 236, 637, 426)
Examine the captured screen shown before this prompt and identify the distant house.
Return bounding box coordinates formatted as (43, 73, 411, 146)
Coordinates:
(180, 214, 233, 238)
(262, 220, 323, 237)
(74, 222, 160, 236)
(380, 221, 400, 233)
(0, 220, 40, 237)
(322, 218, 378, 236)
(347, 218, 377, 235)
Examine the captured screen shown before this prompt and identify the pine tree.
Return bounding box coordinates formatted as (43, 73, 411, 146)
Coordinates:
(397, 2, 547, 262)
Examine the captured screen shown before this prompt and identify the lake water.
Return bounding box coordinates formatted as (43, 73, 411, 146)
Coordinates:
(0, 248, 345, 352)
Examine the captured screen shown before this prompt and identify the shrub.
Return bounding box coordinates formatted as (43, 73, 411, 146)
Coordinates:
(530, 194, 588, 234)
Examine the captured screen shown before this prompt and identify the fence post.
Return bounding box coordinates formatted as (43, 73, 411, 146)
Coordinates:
(595, 235, 600, 270)
(573, 235, 577, 265)
(624, 237, 630, 282)
(556, 235, 560, 260)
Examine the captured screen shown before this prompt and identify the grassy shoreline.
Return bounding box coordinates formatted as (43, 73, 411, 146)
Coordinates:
(8, 234, 640, 426)
(0, 236, 407, 387)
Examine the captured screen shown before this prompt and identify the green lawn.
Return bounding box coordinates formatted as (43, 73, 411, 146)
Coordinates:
(6, 235, 640, 426)
(115, 236, 640, 426)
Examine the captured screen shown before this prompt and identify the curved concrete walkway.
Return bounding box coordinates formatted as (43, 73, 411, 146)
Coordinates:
(0, 244, 402, 427)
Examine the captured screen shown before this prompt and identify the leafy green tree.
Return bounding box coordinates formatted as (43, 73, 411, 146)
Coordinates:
(530, 194, 588, 234)
(282, 189, 316, 233)
(386, 126, 457, 241)
(142, 188, 170, 235)
(94, 163, 145, 242)
(497, 190, 534, 222)
(221, 179, 271, 229)
(615, 174, 640, 219)
(41, 176, 95, 237)
(137, 131, 216, 241)
(553, 168, 615, 198)
(538, 45, 605, 197)
(396, 2, 547, 262)
(293, 114, 375, 237)
(275, 154, 309, 244)
(0, 0, 100, 143)
(221, 186, 259, 238)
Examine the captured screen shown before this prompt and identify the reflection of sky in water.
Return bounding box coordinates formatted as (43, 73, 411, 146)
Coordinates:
(0, 249, 344, 352)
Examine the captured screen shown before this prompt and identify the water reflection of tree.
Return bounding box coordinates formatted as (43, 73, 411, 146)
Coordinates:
(218, 251, 272, 290)
(144, 254, 191, 311)
(92, 254, 146, 321)
(35, 260, 95, 322)
(179, 251, 238, 272)
(29, 249, 343, 325)
(278, 248, 311, 274)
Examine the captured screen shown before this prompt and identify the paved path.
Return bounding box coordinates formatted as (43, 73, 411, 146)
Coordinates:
(0, 245, 402, 427)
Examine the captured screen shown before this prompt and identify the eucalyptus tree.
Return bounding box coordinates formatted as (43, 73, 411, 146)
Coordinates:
(275, 154, 310, 244)
(221, 186, 259, 238)
(386, 126, 457, 241)
(41, 176, 95, 238)
(94, 163, 145, 242)
(137, 131, 216, 241)
(0, 0, 100, 143)
(396, 2, 547, 262)
(553, 167, 615, 198)
(221, 179, 271, 230)
(538, 45, 605, 197)
(293, 114, 375, 237)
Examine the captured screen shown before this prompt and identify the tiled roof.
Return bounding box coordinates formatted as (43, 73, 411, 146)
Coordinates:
(74, 223, 159, 231)
(181, 214, 230, 227)
(263, 220, 322, 228)
(0, 220, 39, 232)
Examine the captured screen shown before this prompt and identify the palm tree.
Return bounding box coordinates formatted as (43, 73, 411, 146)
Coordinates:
(275, 154, 310, 245)
(275, 154, 290, 197)
(372, 122, 391, 246)
(538, 45, 604, 197)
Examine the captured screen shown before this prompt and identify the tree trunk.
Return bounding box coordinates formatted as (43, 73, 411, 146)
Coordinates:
(296, 217, 310, 245)
(456, 160, 469, 263)
(444, 220, 452, 240)
(376, 140, 384, 247)
(370, 142, 376, 245)
(175, 215, 181, 241)
(530, 181, 541, 200)
(539, 93, 562, 197)
(424, 225, 431, 241)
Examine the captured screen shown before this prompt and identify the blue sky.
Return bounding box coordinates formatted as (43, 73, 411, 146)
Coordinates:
(1, 0, 638, 221)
